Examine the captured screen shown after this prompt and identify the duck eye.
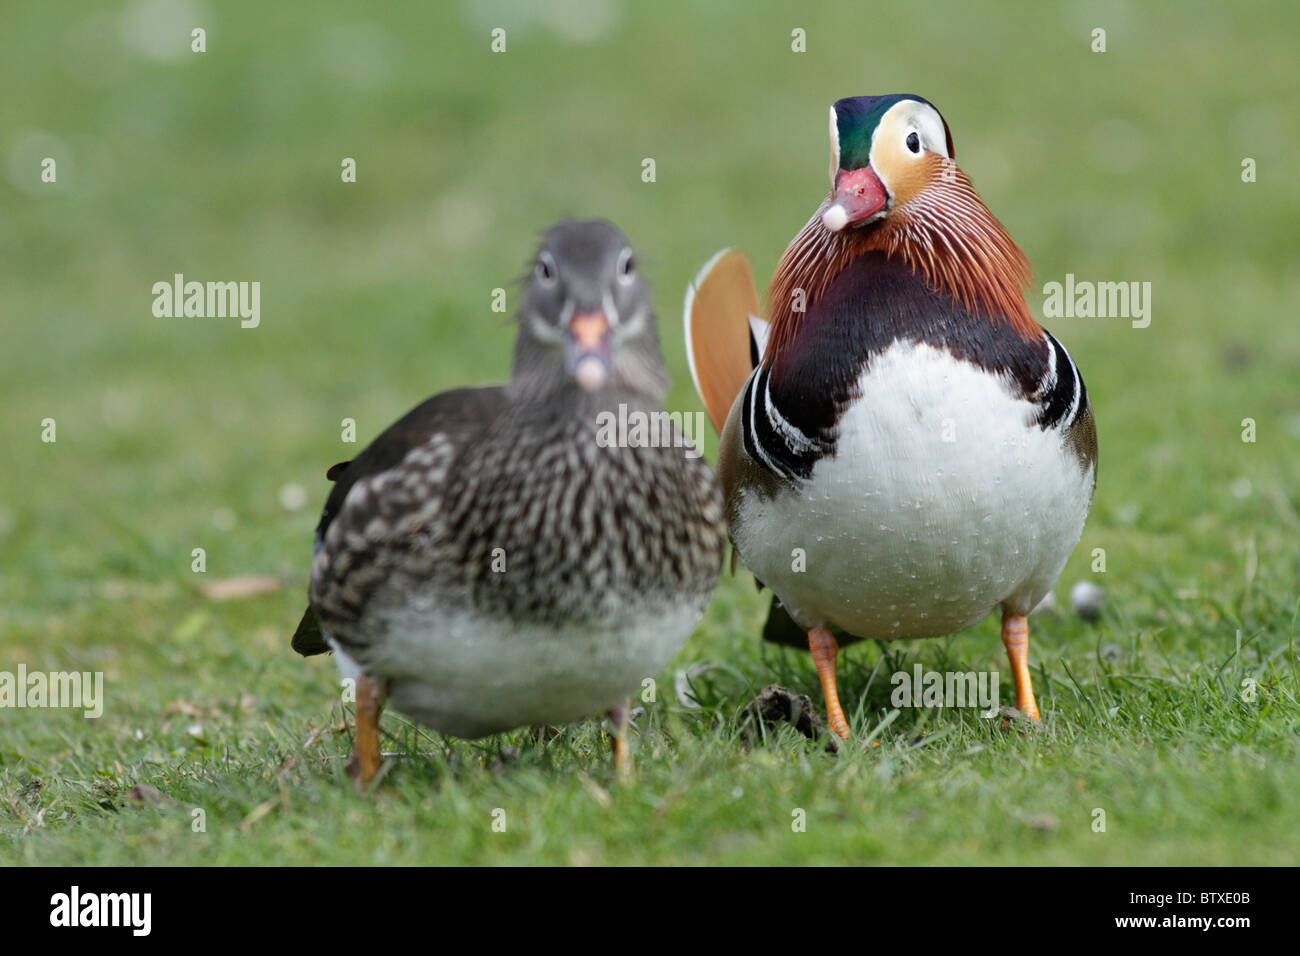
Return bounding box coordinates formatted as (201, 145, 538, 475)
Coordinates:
(535, 252, 557, 285)
(906, 131, 921, 154)
(616, 247, 635, 281)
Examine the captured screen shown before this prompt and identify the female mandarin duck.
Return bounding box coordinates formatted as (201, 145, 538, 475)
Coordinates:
(685, 94, 1097, 738)
(294, 220, 726, 785)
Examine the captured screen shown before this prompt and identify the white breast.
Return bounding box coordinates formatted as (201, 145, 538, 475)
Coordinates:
(330, 600, 704, 739)
(733, 341, 1094, 638)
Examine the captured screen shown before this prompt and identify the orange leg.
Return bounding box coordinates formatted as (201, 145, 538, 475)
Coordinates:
(808, 627, 851, 740)
(346, 674, 383, 790)
(1000, 612, 1041, 721)
(608, 699, 631, 777)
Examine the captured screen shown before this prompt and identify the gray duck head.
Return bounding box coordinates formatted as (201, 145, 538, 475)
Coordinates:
(509, 219, 668, 405)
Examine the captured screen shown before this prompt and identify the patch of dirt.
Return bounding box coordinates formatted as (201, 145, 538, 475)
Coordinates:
(738, 684, 839, 753)
(489, 745, 521, 774)
(987, 706, 1043, 735)
(125, 783, 175, 808)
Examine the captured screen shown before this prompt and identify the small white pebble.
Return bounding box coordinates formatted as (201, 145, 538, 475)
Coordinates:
(279, 482, 308, 512)
(1070, 581, 1105, 621)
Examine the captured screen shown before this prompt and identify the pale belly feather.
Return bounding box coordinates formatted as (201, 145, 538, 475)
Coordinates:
(329, 602, 704, 739)
(733, 343, 1093, 638)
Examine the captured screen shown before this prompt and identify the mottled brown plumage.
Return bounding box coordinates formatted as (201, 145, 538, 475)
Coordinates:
(297, 220, 725, 778)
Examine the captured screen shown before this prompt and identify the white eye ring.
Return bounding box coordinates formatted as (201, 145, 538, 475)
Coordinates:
(616, 247, 636, 284)
(905, 130, 922, 155)
(535, 251, 558, 286)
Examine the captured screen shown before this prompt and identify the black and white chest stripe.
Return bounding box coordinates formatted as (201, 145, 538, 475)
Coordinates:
(740, 363, 830, 481)
(742, 327, 1089, 484)
(1035, 330, 1089, 432)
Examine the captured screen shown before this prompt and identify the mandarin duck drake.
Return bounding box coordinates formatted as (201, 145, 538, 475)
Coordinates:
(685, 95, 1097, 738)
(293, 219, 726, 785)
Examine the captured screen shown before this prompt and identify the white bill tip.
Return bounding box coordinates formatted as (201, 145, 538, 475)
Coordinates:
(574, 355, 608, 392)
(822, 203, 849, 232)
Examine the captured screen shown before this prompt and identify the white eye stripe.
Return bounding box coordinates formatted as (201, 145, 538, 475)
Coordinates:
(874, 100, 952, 162)
(603, 291, 621, 326)
(828, 104, 840, 185)
(616, 247, 636, 283)
(535, 250, 558, 285)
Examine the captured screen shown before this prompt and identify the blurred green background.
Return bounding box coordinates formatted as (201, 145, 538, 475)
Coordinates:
(2, 0, 1297, 865)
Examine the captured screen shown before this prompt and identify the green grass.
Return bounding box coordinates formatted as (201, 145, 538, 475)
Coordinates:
(3, 0, 1298, 865)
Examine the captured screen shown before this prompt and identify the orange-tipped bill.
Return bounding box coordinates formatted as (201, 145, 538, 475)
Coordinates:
(566, 310, 611, 391)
